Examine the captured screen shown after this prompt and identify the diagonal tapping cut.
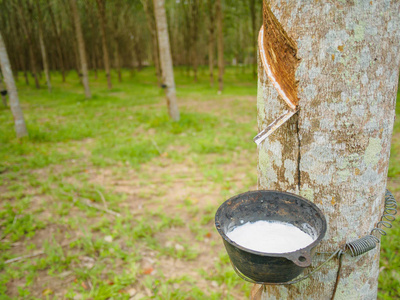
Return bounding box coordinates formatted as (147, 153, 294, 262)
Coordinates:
(254, 2, 300, 145)
(261, 3, 299, 109)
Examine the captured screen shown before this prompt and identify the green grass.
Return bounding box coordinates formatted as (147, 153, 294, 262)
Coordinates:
(0, 66, 256, 299)
(0, 66, 399, 299)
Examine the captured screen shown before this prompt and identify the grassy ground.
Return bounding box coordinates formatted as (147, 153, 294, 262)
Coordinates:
(0, 67, 399, 299)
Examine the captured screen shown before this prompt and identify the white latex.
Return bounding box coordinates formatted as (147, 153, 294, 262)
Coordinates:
(226, 220, 315, 253)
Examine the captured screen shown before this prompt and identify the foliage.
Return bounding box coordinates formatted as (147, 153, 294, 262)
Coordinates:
(0, 0, 261, 75)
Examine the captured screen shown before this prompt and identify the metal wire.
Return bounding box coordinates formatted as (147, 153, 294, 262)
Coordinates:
(345, 189, 397, 257)
(331, 189, 397, 300)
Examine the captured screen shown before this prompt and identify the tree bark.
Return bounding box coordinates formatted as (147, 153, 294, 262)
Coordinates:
(48, 0, 66, 82)
(16, 0, 40, 89)
(216, 0, 223, 93)
(153, 0, 180, 121)
(96, 0, 112, 90)
(190, 0, 200, 83)
(36, 0, 52, 92)
(257, 1, 400, 299)
(149, 10, 161, 82)
(207, 0, 215, 87)
(142, 0, 161, 83)
(70, 0, 91, 99)
(133, 35, 143, 71)
(110, 3, 122, 83)
(152, 27, 161, 84)
(248, 0, 256, 78)
(85, 2, 99, 80)
(0, 32, 28, 138)
(0, 72, 7, 107)
(14, 23, 29, 86)
(114, 39, 122, 82)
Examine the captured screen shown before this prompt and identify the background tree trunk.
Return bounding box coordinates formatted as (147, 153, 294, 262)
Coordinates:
(190, 0, 200, 83)
(36, 0, 52, 92)
(257, 1, 400, 299)
(153, 0, 180, 121)
(70, 0, 91, 99)
(85, 2, 99, 80)
(114, 39, 122, 82)
(48, 0, 66, 82)
(110, 2, 122, 83)
(248, 0, 256, 78)
(0, 72, 7, 107)
(96, 0, 112, 90)
(207, 0, 215, 87)
(0, 32, 28, 138)
(142, 0, 162, 84)
(216, 0, 223, 93)
(17, 0, 40, 89)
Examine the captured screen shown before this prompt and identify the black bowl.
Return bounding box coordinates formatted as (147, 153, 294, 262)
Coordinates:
(215, 190, 327, 283)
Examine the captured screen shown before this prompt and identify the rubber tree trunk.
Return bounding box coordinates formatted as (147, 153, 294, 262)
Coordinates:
(142, 0, 162, 84)
(0, 32, 28, 138)
(152, 28, 162, 84)
(216, 0, 223, 93)
(17, 0, 40, 89)
(248, 0, 256, 78)
(85, 2, 99, 80)
(111, 4, 122, 83)
(190, 0, 200, 83)
(0, 72, 7, 107)
(36, 0, 52, 92)
(48, 0, 66, 82)
(38, 32, 51, 92)
(256, 1, 400, 299)
(70, 0, 91, 99)
(153, 0, 180, 121)
(114, 38, 122, 82)
(96, 0, 112, 90)
(12, 24, 29, 86)
(207, 0, 215, 87)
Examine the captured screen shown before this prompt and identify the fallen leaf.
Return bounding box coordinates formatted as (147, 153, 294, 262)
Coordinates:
(143, 267, 154, 275)
(132, 292, 145, 300)
(175, 244, 184, 251)
(205, 232, 212, 238)
(81, 282, 88, 290)
(104, 235, 113, 243)
(80, 256, 95, 269)
(42, 289, 53, 296)
(127, 288, 137, 296)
